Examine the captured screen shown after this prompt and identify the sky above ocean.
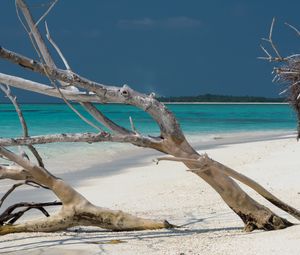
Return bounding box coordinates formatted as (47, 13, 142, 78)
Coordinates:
(1, 0, 300, 103)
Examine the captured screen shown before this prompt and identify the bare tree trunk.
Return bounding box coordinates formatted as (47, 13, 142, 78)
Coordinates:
(157, 142, 296, 231)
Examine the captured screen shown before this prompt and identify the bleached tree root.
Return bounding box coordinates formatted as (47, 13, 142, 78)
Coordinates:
(235, 207, 293, 232)
(0, 203, 174, 235)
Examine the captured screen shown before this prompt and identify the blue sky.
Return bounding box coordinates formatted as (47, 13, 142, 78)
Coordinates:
(1, 0, 300, 102)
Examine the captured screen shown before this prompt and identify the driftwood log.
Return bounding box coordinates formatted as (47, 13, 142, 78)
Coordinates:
(0, 1, 299, 235)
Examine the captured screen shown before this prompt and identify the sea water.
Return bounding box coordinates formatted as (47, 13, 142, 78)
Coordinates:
(0, 103, 296, 138)
(0, 103, 297, 174)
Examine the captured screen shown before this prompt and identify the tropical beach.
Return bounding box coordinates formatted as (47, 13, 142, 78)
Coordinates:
(0, 127, 300, 254)
(2, 0, 300, 254)
(0, 103, 299, 254)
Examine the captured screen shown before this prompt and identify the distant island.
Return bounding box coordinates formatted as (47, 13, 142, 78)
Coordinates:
(0, 93, 286, 104)
(158, 94, 285, 103)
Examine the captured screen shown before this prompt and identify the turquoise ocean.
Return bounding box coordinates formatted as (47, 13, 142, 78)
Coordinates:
(0, 103, 297, 138)
(0, 102, 298, 173)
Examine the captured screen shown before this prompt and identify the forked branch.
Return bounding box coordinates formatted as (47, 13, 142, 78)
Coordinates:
(0, 201, 62, 225)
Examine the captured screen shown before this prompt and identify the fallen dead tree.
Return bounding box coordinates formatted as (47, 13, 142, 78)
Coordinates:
(0, 1, 299, 235)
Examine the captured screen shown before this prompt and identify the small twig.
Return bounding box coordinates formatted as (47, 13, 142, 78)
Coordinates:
(44, 22, 109, 134)
(53, 80, 104, 132)
(0, 155, 10, 162)
(285, 22, 300, 37)
(0, 201, 62, 225)
(0, 84, 45, 167)
(261, 17, 283, 61)
(259, 45, 272, 61)
(286, 54, 300, 59)
(0, 180, 48, 208)
(16, 0, 99, 133)
(272, 74, 279, 83)
(15, 0, 30, 35)
(43, 21, 105, 132)
(45, 21, 71, 71)
(81, 102, 132, 135)
(279, 88, 288, 95)
(186, 167, 210, 173)
(0, 182, 25, 208)
(34, 0, 58, 28)
(7, 207, 48, 225)
(129, 116, 139, 134)
(279, 71, 299, 75)
(269, 18, 282, 59)
(15, 0, 54, 73)
(155, 156, 201, 164)
(19, 147, 30, 160)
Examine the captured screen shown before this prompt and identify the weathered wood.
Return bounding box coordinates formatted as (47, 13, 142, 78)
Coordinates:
(0, 1, 298, 235)
(0, 132, 163, 150)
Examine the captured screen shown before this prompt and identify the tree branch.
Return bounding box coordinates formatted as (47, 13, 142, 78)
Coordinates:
(0, 84, 45, 167)
(45, 20, 71, 71)
(0, 164, 31, 181)
(156, 155, 300, 221)
(81, 102, 133, 135)
(34, 0, 59, 28)
(285, 22, 300, 37)
(0, 132, 163, 150)
(266, 17, 283, 59)
(0, 71, 98, 102)
(0, 181, 45, 208)
(16, 0, 56, 67)
(0, 47, 185, 140)
(0, 201, 62, 225)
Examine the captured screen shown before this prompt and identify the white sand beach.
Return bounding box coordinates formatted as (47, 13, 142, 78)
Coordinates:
(1, 132, 300, 255)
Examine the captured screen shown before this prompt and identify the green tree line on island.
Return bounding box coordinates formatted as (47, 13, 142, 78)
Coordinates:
(158, 93, 285, 103)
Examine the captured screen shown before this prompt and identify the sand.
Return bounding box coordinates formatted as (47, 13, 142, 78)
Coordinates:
(1, 132, 300, 254)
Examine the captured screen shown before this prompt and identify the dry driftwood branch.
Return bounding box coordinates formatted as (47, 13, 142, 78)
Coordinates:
(260, 19, 300, 139)
(0, 0, 173, 235)
(0, 132, 163, 148)
(0, 145, 173, 234)
(44, 22, 103, 133)
(0, 1, 299, 234)
(16, 0, 56, 67)
(0, 71, 98, 102)
(285, 22, 300, 37)
(17, 0, 103, 133)
(45, 21, 71, 71)
(156, 156, 300, 221)
(35, 1, 59, 31)
(0, 201, 62, 226)
(0, 164, 31, 181)
(0, 182, 27, 208)
(81, 102, 133, 135)
(0, 178, 50, 208)
(0, 58, 295, 232)
(0, 84, 44, 167)
(261, 18, 284, 61)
